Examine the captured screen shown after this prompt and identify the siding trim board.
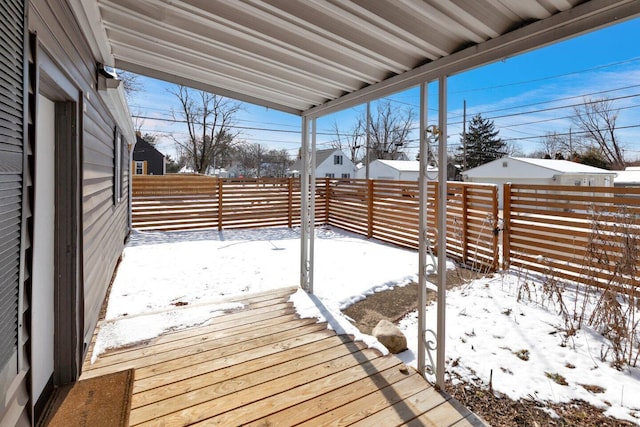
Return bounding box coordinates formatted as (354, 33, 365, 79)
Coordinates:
(28, 44, 83, 423)
(53, 100, 83, 387)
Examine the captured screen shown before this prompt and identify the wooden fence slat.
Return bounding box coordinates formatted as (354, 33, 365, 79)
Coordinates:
(505, 183, 639, 295)
(132, 176, 499, 272)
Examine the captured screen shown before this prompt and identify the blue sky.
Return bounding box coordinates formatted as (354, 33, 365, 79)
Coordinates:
(127, 16, 640, 163)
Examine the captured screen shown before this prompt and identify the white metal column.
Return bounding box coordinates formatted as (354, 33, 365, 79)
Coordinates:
(309, 119, 317, 293)
(436, 76, 448, 388)
(300, 116, 317, 294)
(300, 117, 310, 291)
(417, 82, 428, 376)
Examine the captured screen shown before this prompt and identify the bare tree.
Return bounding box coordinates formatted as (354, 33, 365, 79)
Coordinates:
(263, 149, 291, 177)
(539, 132, 573, 159)
(170, 85, 242, 174)
(369, 100, 414, 161)
(118, 70, 143, 96)
(233, 144, 291, 177)
(248, 143, 266, 177)
(140, 132, 157, 145)
(573, 97, 625, 169)
(331, 118, 365, 164)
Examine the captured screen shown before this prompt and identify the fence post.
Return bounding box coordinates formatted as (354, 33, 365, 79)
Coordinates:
(287, 177, 293, 228)
(367, 179, 374, 238)
(502, 183, 511, 270)
(461, 184, 468, 265)
(492, 184, 499, 271)
(217, 178, 223, 231)
(324, 177, 330, 224)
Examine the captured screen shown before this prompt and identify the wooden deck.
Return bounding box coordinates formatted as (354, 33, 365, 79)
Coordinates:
(82, 287, 485, 426)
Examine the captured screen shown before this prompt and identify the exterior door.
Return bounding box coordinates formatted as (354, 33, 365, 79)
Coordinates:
(32, 95, 56, 410)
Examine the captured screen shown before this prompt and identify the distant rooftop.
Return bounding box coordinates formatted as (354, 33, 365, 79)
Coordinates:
(376, 160, 436, 172)
(512, 157, 614, 174)
(614, 169, 640, 185)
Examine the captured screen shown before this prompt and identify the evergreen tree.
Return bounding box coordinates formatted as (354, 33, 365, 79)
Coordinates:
(458, 114, 506, 170)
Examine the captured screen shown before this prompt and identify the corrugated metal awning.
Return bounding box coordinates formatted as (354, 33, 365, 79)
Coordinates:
(70, 0, 640, 117)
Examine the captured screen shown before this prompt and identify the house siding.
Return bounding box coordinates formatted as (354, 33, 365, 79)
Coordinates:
(291, 149, 354, 178)
(0, 1, 132, 424)
(315, 151, 354, 178)
(29, 0, 129, 352)
(0, 0, 29, 425)
(133, 137, 165, 175)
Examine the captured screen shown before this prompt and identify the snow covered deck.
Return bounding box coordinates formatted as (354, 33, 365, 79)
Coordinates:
(81, 287, 483, 426)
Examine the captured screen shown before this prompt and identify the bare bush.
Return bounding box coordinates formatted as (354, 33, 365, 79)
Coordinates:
(511, 206, 639, 368)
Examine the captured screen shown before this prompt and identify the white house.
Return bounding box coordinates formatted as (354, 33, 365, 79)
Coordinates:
(290, 148, 356, 178)
(614, 166, 640, 188)
(356, 160, 438, 181)
(462, 157, 617, 208)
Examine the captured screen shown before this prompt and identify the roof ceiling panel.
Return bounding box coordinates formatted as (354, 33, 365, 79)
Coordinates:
(73, 0, 640, 116)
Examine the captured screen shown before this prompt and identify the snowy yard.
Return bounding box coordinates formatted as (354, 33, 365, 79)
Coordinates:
(95, 226, 639, 424)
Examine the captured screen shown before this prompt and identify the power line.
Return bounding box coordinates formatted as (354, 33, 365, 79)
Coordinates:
(136, 83, 640, 153)
(501, 123, 640, 143)
(497, 102, 640, 130)
(460, 92, 640, 124)
(471, 83, 640, 116)
(450, 56, 640, 95)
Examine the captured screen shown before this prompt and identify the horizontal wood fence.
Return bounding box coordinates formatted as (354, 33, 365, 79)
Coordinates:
(132, 176, 640, 288)
(132, 175, 330, 231)
(132, 175, 499, 272)
(504, 184, 640, 294)
(326, 179, 498, 271)
(132, 175, 219, 230)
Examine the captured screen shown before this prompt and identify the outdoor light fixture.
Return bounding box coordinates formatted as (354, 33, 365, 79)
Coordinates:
(97, 62, 121, 90)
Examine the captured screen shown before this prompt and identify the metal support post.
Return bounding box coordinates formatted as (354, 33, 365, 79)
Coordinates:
(417, 82, 428, 377)
(309, 118, 317, 294)
(300, 117, 310, 291)
(436, 76, 448, 388)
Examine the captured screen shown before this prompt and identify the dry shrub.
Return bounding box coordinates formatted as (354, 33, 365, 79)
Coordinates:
(511, 206, 639, 369)
(583, 206, 639, 369)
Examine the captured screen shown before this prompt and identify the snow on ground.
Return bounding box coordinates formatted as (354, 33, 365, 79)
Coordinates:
(396, 273, 640, 424)
(95, 226, 428, 357)
(95, 226, 640, 424)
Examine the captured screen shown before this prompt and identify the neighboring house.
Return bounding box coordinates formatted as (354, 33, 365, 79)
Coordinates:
(356, 160, 438, 181)
(290, 149, 355, 178)
(178, 166, 229, 177)
(132, 135, 166, 175)
(0, 1, 134, 425)
(462, 157, 617, 208)
(613, 166, 640, 188)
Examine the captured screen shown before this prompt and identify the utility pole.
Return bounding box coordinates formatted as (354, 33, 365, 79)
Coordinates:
(569, 127, 573, 155)
(462, 100, 467, 170)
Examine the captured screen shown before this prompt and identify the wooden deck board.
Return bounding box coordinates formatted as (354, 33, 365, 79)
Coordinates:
(88, 307, 301, 369)
(302, 376, 443, 427)
(246, 366, 421, 426)
(129, 338, 365, 423)
(84, 317, 325, 380)
(103, 303, 297, 356)
(82, 287, 484, 426)
(81, 286, 297, 373)
(130, 335, 355, 409)
(132, 322, 331, 388)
